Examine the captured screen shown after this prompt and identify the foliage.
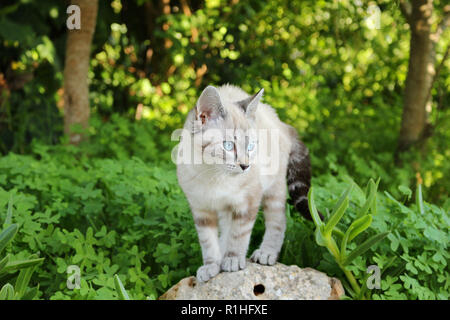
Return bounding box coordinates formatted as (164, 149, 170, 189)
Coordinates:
(281, 174, 449, 300)
(0, 139, 200, 299)
(114, 274, 131, 300)
(1, 207, 44, 300)
(0, 132, 448, 299)
(308, 179, 389, 299)
(0, 0, 448, 300)
(1, 0, 448, 203)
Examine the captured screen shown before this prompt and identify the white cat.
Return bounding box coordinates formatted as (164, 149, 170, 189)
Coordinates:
(176, 84, 312, 282)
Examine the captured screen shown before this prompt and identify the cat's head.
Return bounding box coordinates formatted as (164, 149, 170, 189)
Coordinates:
(192, 85, 264, 174)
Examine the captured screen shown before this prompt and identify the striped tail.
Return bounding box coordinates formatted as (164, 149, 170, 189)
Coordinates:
(286, 127, 323, 221)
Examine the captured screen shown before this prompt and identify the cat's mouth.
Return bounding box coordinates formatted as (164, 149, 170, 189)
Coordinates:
(225, 164, 251, 174)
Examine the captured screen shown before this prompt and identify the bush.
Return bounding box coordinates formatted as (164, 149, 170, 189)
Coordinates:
(0, 0, 448, 300)
(0, 137, 447, 299)
(0, 146, 198, 299)
(0, 221, 44, 300)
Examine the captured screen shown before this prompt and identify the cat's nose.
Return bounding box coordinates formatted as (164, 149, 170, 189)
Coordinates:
(240, 164, 249, 171)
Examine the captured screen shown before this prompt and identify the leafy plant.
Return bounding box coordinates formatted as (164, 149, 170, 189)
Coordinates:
(0, 211, 44, 300)
(0, 0, 448, 302)
(308, 179, 389, 299)
(114, 274, 131, 300)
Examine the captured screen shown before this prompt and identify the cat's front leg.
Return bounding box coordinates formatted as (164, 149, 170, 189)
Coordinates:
(251, 184, 286, 266)
(193, 210, 221, 282)
(221, 202, 258, 272)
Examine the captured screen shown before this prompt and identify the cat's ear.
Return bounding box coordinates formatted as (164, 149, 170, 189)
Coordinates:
(237, 88, 264, 118)
(195, 85, 226, 124)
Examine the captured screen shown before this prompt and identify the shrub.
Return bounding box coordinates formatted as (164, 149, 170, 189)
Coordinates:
(0, 144, 448, 299)
(0, 207, 44, 300)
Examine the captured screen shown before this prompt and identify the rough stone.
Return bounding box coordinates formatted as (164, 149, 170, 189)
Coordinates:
(159, 261, 344, 300)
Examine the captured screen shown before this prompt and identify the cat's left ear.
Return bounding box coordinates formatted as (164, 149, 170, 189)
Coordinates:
(195, 85, 226, 125)
(237, 88, 264, 118)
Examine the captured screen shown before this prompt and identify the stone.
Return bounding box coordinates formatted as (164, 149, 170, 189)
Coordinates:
(159, 261, 344, 300)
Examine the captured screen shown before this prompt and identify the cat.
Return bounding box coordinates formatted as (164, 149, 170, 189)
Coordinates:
(176, 84, 313, 282)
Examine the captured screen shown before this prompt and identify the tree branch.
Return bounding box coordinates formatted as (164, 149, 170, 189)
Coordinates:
(180, 0, 192, 16)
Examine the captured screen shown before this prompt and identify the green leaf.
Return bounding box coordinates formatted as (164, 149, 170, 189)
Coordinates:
(357, 270, 373, 300)
(0, 254, 10, 272)
(348, 214, 373, 242)
(0, 224, 18, 255)
(307, 188, 323, 227)
(340, 228, 351, 258)
(114, 274, 130, 300)
(356, 179, 377, 219)
(380, 256, 398, 278)
(332, 227, 345, 239)
(0, 283, 14, 300)
(398, 185, 412, 200)
(340, 278, 356, 298)
(20, 285, 39, 300)
(0, 3, 21, 16)
(324, 184, 352, 236)
(14, 267, 36, 299)
(314, 226, 327, 247)
(416, 184, 424, 215)
(342, 232, 389, 266)
(0, 258, 44, 274)
(5, 195, 13, 227)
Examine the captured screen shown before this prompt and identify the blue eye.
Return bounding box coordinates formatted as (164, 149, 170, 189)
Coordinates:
(223, 141, 234, 151)
(247, 142, 255, 151)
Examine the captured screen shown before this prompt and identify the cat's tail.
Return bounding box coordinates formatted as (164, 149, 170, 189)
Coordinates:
(286, 126, 323, 221)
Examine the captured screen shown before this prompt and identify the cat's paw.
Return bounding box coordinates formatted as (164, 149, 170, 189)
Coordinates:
(221, 256, 246, 272)
(196, 263, 220, 282)
(250, 249, 278, 265)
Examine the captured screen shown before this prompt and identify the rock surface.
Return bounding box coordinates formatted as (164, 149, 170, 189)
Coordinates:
(159, 261, 344, 300)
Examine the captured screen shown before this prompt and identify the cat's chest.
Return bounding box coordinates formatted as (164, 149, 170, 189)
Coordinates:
(183, 174, 255, 211)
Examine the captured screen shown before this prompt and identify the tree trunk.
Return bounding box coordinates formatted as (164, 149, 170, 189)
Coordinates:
(397, 0, 435, 153)
(63, 0, 98, 144)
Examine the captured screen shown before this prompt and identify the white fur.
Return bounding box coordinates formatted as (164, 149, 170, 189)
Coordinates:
(177, 84, 296, 281)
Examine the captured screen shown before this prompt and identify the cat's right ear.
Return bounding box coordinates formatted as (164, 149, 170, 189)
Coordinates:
(195, 85, 226, 125)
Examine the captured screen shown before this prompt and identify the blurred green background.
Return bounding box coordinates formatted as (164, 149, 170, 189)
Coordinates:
(0, 0, 448, 300)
